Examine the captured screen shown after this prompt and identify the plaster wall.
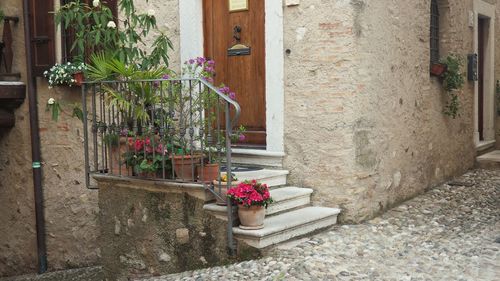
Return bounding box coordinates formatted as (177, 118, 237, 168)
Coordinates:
(283, 0, 490, 222)
(0, 0, 37, 276)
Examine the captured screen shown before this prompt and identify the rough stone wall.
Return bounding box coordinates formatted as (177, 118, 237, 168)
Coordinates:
(283, 0, 482, 222)
(123, 0, 181, 72)
(0, 0, 37, 276)
(97, 177, 258, 280)
(283, 0, 362, 222)
(0, 0, 181, 277)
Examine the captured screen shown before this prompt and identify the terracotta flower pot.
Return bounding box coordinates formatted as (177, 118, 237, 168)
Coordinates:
(73, 72, 84, 86)
(108, 137, 130, 176)
(197, 163, 220, 183)
(238, 205, 266, 230)
(170, 154, 202, 181)
(430, 63, 447, 77)
(213, 180, 240, 205)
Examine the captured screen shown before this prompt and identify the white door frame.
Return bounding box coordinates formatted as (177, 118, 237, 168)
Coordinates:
(179, 0, 285, 153)
(473, 0, 496, 147)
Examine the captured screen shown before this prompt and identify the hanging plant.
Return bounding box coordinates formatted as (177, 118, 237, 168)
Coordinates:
(440, 54, 465, 119)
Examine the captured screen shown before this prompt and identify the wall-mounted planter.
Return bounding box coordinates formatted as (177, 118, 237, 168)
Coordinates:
(430, 63, 447, 77)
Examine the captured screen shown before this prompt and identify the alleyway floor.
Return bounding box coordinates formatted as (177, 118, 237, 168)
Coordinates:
(145, 169, 500, 281)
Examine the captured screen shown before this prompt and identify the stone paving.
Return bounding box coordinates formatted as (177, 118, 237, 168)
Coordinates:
(141, 169, 500, 281)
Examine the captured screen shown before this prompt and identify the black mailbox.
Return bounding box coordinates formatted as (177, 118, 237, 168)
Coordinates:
(468, 53, 478, 81)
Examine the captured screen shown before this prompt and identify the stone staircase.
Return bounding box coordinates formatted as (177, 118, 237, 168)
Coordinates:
(204, 168, 341, 249)
(476, 150, 500, 169)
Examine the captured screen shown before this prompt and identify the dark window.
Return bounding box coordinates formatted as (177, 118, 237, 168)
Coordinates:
(60, 0, 118, 63)
(430, 0, 440, 64)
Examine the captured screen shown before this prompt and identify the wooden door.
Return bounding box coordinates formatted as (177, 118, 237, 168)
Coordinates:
(203, 0, 266, 147)
(478, 18, 486, 141)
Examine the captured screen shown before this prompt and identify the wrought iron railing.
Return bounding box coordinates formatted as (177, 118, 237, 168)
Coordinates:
(81, 78, 240, 196)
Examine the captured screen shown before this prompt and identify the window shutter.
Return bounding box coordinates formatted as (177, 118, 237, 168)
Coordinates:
(29, 0, 56, 76)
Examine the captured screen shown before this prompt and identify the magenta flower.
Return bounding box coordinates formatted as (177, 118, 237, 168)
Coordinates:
(207, 60, 215, 66)
(219, 86, 230, 94)
(229, 92, 236, 100)
(238, 134, 246, 141)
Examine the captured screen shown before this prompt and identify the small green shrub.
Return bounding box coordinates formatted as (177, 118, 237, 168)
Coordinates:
(440, 54, 465, 118)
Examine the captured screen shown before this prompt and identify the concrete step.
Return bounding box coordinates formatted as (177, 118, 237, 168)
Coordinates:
(203, 186, 313, 219)
(476, 150, 500, 169)
(233, 206, 341, 249)
(232, 169, 288, 187)
(231, 149, 284, 168)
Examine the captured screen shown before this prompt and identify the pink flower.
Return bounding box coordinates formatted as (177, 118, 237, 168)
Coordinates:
(134, 139, 144, 151)
(238, 134, 246, 142)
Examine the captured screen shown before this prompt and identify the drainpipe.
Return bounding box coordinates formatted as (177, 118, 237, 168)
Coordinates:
(22, 0, 48, 273)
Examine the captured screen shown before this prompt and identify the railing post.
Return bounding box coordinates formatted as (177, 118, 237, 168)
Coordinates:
(225, 101, 236, 256)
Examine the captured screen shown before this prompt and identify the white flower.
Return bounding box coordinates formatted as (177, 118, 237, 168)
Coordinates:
(92, 0, 100, 7)
(147, 9, 155, 16)
(47, 98, 55, 105)
(107, 21, 116, 28)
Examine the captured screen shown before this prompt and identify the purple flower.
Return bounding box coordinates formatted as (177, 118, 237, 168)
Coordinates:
(162, 74, 170, 79)
(196, 57, 206, 66)
(204, 66, 215, 73)
(229, 92, 236, 100)
(153, 81, 160, 88)
(207, 60, 215, 66)
(219, 86, 230, 94)
(206, 77, 214, 83)
(120, 128, 129, 136)
(188, 59, 195, 64)
(238, 134, 246, 141)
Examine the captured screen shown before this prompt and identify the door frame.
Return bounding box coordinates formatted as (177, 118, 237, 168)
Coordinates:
(473, 0, 496, 148)
(179, 0, 285, 153)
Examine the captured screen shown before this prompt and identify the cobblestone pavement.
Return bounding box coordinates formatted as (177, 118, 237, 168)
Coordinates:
(143, 169, 500, 281)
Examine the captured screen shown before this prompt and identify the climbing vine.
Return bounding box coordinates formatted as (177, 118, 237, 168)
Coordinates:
(440, 54, 465, 119)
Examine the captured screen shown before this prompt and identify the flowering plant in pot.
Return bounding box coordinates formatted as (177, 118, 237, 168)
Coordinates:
(227, 180, 273, 229)
(43, 62, 87, 87)
(123, 135, 170, 178)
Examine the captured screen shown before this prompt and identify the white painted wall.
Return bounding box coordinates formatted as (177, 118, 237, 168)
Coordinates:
(179, 0, 204, 65)
(473, 0, 496, 146)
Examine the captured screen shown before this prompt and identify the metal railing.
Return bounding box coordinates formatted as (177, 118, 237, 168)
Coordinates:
(81, 78, 240, 194)
(81, 77, 240, 253)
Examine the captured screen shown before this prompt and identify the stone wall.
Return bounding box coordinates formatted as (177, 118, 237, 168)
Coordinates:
(0, 0, 37, 276)
(96, 176, 257, 280)
(496, 2, 500, 147)
(283, 0, 488, 222)
(0, 0, 181, 277)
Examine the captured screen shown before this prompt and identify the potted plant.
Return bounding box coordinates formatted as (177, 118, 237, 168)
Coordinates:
(123, 135, 168, 178)
(212, 173, 240, 205)
(103, 128, 131, 175)
(197, 148, 221, 183)
(227, 180, 273, 229)
(430, 62, 447, 77)
(169, 147, 203, 181)
(43, 62, 87, 87)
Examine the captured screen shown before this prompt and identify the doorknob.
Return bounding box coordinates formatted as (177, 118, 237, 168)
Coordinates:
(233, 25, 242, 42)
